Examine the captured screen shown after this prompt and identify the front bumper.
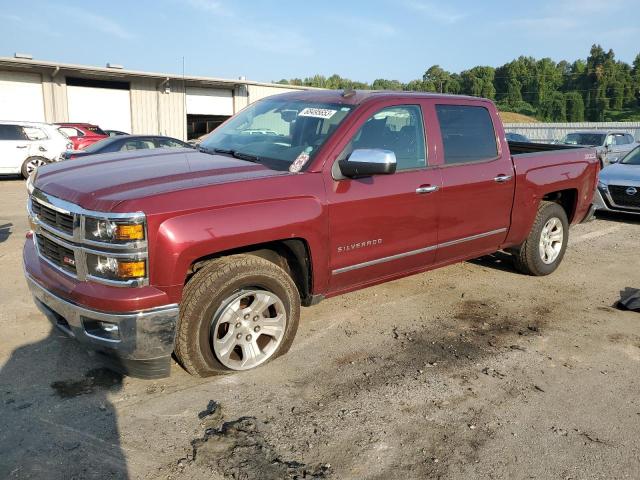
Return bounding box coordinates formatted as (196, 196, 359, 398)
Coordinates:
(26, 273, 179, 379)
(593, 187, 640, 216)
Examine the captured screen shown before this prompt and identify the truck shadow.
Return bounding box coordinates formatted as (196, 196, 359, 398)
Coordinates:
(595, 211, 640, 225)
(0, 328, 130, 479)
(468, 251, 520, 274)
(0, 223, 12, 243)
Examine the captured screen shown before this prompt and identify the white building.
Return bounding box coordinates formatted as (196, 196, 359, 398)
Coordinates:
(0, 55, 308, 140)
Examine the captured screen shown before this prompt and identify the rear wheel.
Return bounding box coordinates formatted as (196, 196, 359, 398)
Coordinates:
(175, 254, 300, 377)
(512, 201, 569, 276)
(21, 156, 49, 179)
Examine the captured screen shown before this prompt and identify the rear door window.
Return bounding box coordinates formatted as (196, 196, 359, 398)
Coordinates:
(435, 105, 498, 165)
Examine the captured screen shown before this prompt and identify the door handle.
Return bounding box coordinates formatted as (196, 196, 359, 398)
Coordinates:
(416, 185, 439, 194)
(494, 175, 513, 183)
(16, 145, 28, 149)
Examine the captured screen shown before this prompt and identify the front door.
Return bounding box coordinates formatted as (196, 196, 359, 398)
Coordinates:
(325, 103, 441, 293)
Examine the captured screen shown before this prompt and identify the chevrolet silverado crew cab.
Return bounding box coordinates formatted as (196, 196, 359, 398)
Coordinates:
(24, 90, 599, 378)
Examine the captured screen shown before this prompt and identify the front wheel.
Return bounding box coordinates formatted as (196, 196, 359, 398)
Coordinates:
(21, 156, 49, 179)
(512, 201, 569, 276)
(175, 254, 300, 377)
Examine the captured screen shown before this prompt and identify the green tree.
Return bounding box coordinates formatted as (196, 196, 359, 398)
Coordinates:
(564, 92, 585, 121)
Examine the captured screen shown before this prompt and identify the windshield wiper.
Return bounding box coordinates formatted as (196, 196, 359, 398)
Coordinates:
(212, 148, 261, 163)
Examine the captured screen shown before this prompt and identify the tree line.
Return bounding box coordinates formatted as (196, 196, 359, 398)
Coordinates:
(276, 45, 640, 122)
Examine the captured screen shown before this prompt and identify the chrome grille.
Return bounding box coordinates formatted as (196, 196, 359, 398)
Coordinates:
(31, 198, 74, 235)
(609, 185, 640, 208)
(36, 234, 77, 274)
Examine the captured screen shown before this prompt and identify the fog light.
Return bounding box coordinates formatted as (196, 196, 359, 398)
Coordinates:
(83, 319, 121, 341)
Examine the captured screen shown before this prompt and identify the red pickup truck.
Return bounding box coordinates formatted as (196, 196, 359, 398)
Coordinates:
(24, 90, 599, 378)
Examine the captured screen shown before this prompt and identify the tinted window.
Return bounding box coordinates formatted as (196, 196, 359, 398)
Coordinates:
(0, 125, 28, 140)
(121, 139, 156, 151)
(346, 105, 426, 171)
(155, 138, 189, 148)
(563, 133, 605, 146)
(83, 137, 119, 153)
(436, 105, 497, 165)
(621, 147, 640, 165)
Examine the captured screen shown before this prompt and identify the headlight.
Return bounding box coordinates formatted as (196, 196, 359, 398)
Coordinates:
(26, 171, 36, 194)
(597, 180, 608, 191)
(85, 217, 145, 243)
(86, 253, 146, 282)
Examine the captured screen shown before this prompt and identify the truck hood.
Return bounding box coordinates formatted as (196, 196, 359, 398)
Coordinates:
(34, 148, 288, 211)
(600, 162, 640, 185)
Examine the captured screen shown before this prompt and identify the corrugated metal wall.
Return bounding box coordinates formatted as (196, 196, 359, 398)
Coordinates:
(130, 78, 159, 135)
(158, 80, 186, 140)
(504, 122, 640, 143)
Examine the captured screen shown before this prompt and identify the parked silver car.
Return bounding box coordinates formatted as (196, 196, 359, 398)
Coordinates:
(594, 145, 640, 215)
(561, 131, 637, 166)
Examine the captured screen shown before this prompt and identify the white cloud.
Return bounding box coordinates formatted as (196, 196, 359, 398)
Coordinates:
(402, 0, 466, 24)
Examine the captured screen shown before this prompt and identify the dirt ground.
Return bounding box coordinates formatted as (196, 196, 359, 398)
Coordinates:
(1, 176, 639, 480)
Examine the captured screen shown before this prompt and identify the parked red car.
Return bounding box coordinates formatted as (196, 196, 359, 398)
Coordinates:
(55, 122, 108, 150)
(26, 90, 599, 378)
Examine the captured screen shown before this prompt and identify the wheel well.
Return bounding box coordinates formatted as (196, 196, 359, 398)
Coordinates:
(542, 189, 577, 222)
(186, 239, 314, 305)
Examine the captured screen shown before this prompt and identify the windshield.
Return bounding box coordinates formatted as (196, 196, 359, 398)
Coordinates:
(621, 146, 640, 165)
(199, 98, 353, 171)
(82, 137, 117, 152)
(562, 133, 606, 146)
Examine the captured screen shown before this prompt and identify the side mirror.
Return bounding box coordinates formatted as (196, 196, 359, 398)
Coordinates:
(608, 156, 620, 164)
(338, 149, 397, 178)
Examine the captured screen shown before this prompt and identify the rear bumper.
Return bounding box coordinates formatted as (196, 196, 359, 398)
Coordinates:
(25, 270, 179, 379)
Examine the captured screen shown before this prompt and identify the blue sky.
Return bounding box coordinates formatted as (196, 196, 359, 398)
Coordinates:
(0, 0, 638, 83)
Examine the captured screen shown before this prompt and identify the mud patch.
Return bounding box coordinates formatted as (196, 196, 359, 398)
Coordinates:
(50, 368, 123, 399)
(607, 333, 640, 348)
(190, 401, 331, 479)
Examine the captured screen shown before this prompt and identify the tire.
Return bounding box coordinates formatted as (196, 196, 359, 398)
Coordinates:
(175, 254, 301, 377)
(512, 201, 569, 276)
(21, 156, 49, 179)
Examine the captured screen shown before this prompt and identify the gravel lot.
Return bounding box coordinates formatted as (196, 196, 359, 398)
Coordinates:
(1, 176, 639, 480)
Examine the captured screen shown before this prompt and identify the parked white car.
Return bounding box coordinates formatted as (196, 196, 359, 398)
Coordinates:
(0, 121, 72, 178)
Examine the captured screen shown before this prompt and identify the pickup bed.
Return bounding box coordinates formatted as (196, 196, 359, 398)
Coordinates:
(23, 90, 599, 378)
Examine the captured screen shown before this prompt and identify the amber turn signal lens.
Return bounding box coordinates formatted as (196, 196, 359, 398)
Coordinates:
(117, 261, 146, 279)
(115, 224, 144, 241)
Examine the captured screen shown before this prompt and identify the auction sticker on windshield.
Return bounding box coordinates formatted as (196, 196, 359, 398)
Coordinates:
(298, 108, 337, 119)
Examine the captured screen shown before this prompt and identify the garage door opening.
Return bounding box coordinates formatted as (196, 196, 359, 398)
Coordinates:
(187, 114, 230, 140)
(66, 77, 131, 133)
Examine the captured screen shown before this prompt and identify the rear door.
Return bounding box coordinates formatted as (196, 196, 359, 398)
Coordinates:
(325, 100, 441, 293)
(0, 125, 30, 173)
(431, 101, 515, 264)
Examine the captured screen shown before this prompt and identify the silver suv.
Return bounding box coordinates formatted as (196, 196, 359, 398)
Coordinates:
(0, 121, 72, 178)
(561, 131, 637, 166)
